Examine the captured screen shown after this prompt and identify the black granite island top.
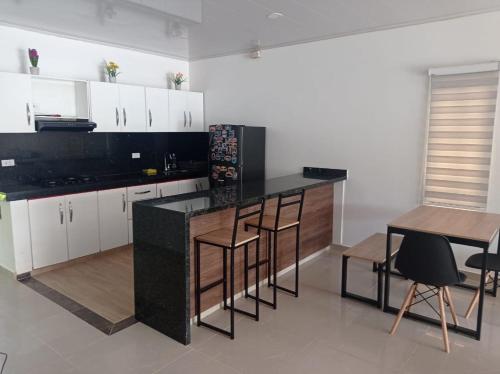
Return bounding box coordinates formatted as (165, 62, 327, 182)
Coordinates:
(134, 168, 347, 217)
(132, 168, 347, 345)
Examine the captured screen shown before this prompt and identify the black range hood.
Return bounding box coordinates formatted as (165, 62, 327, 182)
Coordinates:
(35, 119, 97, 132)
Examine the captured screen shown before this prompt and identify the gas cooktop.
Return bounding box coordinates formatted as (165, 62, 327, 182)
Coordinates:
(38, 175, 97, 188)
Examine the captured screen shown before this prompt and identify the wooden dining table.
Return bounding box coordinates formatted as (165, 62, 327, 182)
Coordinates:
(384, 205, 500, 340)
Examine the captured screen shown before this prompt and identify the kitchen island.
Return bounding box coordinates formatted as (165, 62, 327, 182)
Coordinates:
(133, 168, 347, 345)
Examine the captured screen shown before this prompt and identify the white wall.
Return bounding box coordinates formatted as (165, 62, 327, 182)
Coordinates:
(0, 25, 188, 88)
(190, 12, 500, 267)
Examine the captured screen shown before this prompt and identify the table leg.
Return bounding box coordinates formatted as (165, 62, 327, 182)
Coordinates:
(384, 229, 393, 311)
(475, 243, 490, 340)
(494, 236, 500, 297)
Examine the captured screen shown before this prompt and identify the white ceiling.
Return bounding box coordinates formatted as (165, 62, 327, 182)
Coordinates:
(2, 0, 500, 61)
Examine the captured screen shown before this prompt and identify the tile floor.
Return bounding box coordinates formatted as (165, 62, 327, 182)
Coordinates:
(1, 246, 500, 374)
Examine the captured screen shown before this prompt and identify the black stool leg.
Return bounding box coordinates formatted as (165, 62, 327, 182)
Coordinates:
(255, 239, 260, 321)
(230, 247, 235, 339)
(244, 244, 249, 297)
(273, 230, 278, 309)
(295, 225, 300, 297)
(267, 230, 272, 288)
(341, 255, 348, 298)
(223, 247, 227, 310)
(377, 263, 384, 308)
(195, 240, 201, 326)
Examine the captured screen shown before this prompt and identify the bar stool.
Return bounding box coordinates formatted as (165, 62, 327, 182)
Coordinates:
(244, 190, 305, 309)
(194, 198, 265, 339)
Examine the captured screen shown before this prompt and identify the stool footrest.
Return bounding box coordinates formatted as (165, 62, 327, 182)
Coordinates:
(229, 306, 258, 320)
(248, 258, 270, 270)
(246, 294, 276, 308)
(200, 278, 224, 294)
(198, 321, 232, 338)
(269, 283, 298, 296)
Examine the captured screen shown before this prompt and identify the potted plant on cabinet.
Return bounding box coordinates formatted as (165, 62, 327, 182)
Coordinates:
(105, 61, 120, 83)
(28, 48, 39, 75)
(173, 72, 187, 90)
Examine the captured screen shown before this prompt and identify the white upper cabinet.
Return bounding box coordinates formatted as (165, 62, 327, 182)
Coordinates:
(0, 72, 35, 133)
(119, 84, 147, 132)
(145, 87, 170, 132)
(187, 92, 204, 132)
(90, 82, 147, 132)
(90, 81, 121, 132)
(168, 90, 189, 132)
(168, 90, 204, 132)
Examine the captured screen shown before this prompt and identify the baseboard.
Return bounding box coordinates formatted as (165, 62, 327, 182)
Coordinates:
(191, 245, 332, 323)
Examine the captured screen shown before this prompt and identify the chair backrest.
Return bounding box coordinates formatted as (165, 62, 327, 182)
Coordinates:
(231, 198, 266, 247)
(274, 189, 305, 231)
(395, 232, 462, 287)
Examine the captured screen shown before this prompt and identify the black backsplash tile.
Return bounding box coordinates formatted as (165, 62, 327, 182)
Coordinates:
(0, 132, 209, 182)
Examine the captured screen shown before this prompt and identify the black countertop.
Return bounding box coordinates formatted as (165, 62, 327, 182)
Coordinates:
(135, 169, 347, 218)
(0, 169, 208, 201)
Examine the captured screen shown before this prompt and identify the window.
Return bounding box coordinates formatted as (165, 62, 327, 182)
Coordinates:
(423, 63, 500, 210)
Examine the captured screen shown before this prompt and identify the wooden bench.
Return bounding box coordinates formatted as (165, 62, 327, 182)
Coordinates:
(341, 233, 403, 308)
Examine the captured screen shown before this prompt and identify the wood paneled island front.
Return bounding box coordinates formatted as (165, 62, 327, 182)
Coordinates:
(133, 170, 347, 345)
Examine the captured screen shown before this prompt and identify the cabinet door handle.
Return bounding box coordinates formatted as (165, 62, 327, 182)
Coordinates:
(123, 108, 127, 127)
(159, 189, 163, 198)
(69, 202, 74, 223)
(189, 111, 192, 127)
(195, 183, 199, 192)
(115, 107, 119, 126)
(26, 103, 31, 126)
(0, 205, 2, 220)
(183, 111, 187, 127)
(149, 109, 152, 127)
(134, 190, 151, 195)
(59, 204, 64, 225)
(122, 194, 126, 212)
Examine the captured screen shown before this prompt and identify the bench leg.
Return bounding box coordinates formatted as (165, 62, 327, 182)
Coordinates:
(341, 255, 349, 298)
(377, 263, 383, 308)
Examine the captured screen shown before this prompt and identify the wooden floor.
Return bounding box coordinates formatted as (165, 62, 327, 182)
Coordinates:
(34, 246, 134, 323)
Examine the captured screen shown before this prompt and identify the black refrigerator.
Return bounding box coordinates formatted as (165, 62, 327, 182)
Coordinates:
(208, 124, 266, 187)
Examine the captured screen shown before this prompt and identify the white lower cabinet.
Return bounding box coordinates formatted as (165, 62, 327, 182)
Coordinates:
(157, 181, 179, 197)
(66, 192, 100, 260)
(178, 177, 209, 194)
(127, 184, 157, 243)
(29, 196, 69, 269)
(98, 188, 129, 251)
(29, 192, 99, 269)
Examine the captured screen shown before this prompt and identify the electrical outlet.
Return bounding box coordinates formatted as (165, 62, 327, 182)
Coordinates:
(132, 153, 141, 159)
(1, 159, 15, 167)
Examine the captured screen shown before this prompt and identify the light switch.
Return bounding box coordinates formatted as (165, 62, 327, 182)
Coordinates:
(132, 153, 141, 159)
(1, 159, 15, 167)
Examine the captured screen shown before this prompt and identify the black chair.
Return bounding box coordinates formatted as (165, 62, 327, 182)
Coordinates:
(389, 232, 465, 353)
(463, 253, 500, 318)
(194, 198, 265, 339)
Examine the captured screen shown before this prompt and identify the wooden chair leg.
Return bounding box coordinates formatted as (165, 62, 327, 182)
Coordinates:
(390, 283, 417, 335)
(438, 288, 450, 353)
(465, 289, 480, 319)
(406, 284, 417, 313)
(464, 271, 491, 319)
(444, 286, 459, 326)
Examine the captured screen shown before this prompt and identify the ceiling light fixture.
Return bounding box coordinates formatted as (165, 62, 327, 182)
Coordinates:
(267, 12, 284, 20)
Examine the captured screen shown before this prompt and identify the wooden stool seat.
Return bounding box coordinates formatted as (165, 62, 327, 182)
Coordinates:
(343, 233, 403, 264)
(245, 215, 299, 232)
(341, 233, 403, 308)
(196, 228, 259, 248)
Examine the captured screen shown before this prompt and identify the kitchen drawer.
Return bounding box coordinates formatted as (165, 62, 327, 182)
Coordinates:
(127, 184, 157, 202)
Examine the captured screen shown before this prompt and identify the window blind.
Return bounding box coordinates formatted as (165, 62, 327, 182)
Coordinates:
(423, 66, 500, 210)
